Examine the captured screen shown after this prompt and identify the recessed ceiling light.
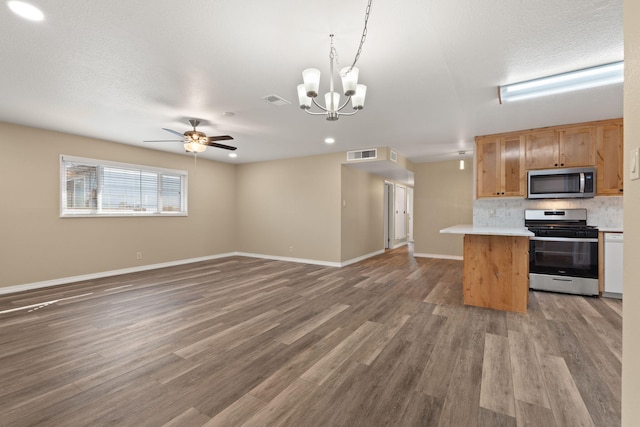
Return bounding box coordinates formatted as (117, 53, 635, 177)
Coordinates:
(7, 1, 44, 21)
(229, 153, 237, 158)
(325, 137, 335, 144)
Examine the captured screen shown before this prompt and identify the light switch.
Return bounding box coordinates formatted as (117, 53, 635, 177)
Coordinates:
(631, 147, 640, 181)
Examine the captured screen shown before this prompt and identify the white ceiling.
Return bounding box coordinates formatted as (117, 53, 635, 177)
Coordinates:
(0, 0, 623, 165)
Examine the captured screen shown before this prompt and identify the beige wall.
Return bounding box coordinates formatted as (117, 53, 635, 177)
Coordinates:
(413, 159, 473, 257)
(236, 153, 343, 263)
(0, 122, 237, 288)
(623, 1, 639, 424)
(340, 165, 385, 261)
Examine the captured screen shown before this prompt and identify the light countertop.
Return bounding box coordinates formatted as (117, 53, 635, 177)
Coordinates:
(440, 224, 534, 237)
(598, 227, 623, 233)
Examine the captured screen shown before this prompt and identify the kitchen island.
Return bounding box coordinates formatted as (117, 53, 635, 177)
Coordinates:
(440, 225, 533, 313)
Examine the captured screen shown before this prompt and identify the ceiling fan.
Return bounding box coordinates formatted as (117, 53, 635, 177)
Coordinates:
(145, 119, 236, 153)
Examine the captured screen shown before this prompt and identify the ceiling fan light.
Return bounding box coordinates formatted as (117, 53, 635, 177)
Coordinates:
(340, 67, 359, 96)
(297, 84, 312, 109)
(325, 92, 340, 112)
(351, 84, 367, 110)
(302, 68, 321, 97)
(184, 142, 206, 153)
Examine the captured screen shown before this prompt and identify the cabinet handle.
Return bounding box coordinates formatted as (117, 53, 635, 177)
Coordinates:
(561, 163, 564, 166)
(554, 163, 558, 166)
(620, 189, 624, 192)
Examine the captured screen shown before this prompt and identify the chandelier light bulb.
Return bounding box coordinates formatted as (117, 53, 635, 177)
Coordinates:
(297, 84, 312, 109)
(302, 68, 321, 98)
(7, 1, 44, 21)
(340, 67, 359, 96)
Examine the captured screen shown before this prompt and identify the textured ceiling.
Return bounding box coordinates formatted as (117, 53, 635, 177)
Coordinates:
(0, 0, 623, 164)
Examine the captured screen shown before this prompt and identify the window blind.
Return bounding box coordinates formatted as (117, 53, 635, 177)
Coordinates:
(60, 156, 187, 217)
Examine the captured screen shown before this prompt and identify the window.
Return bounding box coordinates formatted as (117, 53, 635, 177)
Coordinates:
(61, 155, 187, 217)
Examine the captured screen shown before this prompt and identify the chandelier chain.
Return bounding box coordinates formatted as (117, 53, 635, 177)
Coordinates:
(347, 0, 372, 73)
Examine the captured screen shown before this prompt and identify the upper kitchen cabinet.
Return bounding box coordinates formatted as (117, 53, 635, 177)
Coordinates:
(525, 126, 595, 169)
(476, 118, 622, 199)
(524, 131, 558, 169)
(476, 135, 525, 198)
(558, 126, 596, 167)
(596, 119, 624, 195)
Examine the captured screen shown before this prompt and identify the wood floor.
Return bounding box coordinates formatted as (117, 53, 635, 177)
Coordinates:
(0, 246, 622, 426)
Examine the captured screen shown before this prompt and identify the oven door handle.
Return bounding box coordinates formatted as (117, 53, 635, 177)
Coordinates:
(530, 236, 598, 243)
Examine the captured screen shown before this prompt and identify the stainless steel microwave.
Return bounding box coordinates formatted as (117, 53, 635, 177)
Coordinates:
(527, 167, 596, 199)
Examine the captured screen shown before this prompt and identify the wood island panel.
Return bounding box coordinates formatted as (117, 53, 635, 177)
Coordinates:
(463, 234, 529, 313)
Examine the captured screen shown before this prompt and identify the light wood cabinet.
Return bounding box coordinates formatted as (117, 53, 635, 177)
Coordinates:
(525, 127, 595, 169)
(596, 122, 624, 195)
(477, 118, 622, 199)
(525, 131, 558, 169)
(476, 135, 525, 198)
(559, 126, 596, 167)
(462, 234, 529, 313)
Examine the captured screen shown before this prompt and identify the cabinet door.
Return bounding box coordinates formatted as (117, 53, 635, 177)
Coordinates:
(525, 131, 558, 169)
(501, 135, 526, 196)
(559, 126, 596, 167)
(476, 137, 501, 197)
(596, 123, 624, 195)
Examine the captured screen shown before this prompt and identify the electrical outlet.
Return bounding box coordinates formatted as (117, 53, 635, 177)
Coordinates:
(136, 252, 142, 260)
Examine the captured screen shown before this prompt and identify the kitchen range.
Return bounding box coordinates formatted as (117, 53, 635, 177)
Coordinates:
(525, 208, 599, 296)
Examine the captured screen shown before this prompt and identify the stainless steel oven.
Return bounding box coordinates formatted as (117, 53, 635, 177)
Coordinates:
(525, 209, 599, 296)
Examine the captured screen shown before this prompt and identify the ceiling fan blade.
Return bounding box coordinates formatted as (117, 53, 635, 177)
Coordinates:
(162, 128, 185, 138)
(204, 142, 237, 150)
(207, 135, 234, 142)
(143, 139, 183, 142)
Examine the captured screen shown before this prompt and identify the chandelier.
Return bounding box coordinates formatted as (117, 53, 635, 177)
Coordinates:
(297, 1, 372, 121)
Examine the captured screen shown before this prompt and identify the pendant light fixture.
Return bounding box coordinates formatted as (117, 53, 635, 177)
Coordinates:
(459, 151, 466, 170)
(297, 1, 372, 121)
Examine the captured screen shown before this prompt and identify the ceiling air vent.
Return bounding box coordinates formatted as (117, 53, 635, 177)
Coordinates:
(262, 94, 291, 106)
(347, 149, 377, 161)
(390, 150, 398, 162)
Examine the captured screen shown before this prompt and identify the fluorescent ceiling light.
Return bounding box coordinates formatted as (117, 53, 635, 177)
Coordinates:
(499, 61, 624, 103)
(7, 1, 44, 21)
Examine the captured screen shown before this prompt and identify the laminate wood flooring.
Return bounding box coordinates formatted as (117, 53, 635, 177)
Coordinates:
(0, 246, 621, 426)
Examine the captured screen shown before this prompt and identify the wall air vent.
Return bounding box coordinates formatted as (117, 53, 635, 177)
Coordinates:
(390, 150, 398, 162)
(347, 149, 378, 161)
(262, 94, 291, 106)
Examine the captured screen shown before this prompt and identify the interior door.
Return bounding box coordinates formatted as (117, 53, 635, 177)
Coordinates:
(407, 187, 414, 242)
(395, 185, 406, 240)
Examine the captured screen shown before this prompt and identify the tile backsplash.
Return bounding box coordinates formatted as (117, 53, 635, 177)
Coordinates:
(473, 197, 623, 229)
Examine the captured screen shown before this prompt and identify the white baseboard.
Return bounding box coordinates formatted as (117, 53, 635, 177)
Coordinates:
(340, 249, 386, 267)
(0, 252, 236, 296)
(413, 252, 463, 261)
(235, 252, 342, 268)
(2, 249, 391, 296)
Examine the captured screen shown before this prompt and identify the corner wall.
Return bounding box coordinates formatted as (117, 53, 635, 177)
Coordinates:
(235, 153, 343, 263)
(0, 122, 237, 289)
(622, 1, 640, 424)
(413, 159, 473, 257)
(340, 164, 385, 261)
